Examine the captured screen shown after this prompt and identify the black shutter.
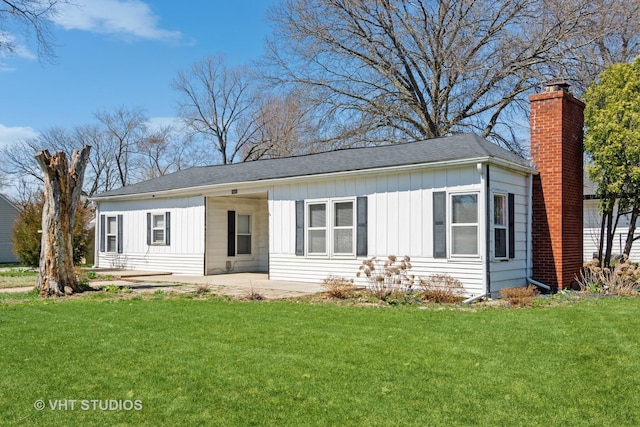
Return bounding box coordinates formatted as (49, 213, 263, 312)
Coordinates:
(165, 211, 171, 246)
(508, 193, 515, 259)
(356, 196, 368, 256)
(433, 191, 447, 258)
(295, 200, 304, 256)
(117, 214, 123, 254)
(146, 213, 151, 246)
(99, 214, 105, 252)
(227, 210, 236, 257)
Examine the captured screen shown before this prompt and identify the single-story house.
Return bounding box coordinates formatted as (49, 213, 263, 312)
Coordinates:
(0, 193, 19, 263)
(92, 82, 584, 297)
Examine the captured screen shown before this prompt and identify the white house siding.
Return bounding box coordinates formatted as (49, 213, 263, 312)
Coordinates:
(268, 165, 488, 296)
(487, 166, 530, 294)
(0, 195, 19, 263)
(96, 196, 205, 274)
(583, 199, 640, 262)
(205, 195, 268, 274)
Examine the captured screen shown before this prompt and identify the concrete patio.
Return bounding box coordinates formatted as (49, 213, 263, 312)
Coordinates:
(88, 270, 324, 299)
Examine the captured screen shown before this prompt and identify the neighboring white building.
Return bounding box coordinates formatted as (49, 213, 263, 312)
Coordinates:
(0, 194, 19, 263)
(583, 175, 640, 262)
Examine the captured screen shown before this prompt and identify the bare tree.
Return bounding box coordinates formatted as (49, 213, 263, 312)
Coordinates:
(94, 106, 148, 187)
(35, 145, 90, 296)
(173, 55, 264, 164)
(241, 92, 324, 160)
(265, 0, 640, 150)
(134, 125, 207, 180)
(0, 0, 72, 61)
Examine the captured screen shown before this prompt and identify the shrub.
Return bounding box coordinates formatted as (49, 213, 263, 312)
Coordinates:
(576, 258, 640, 296)
(419, 274, 465, 303)
(196, 284, 210, 295)
(356, 255, 418, 298)
(322, 275, 355, 299)
(242, 287, 265, 301)
(12, 194, 93, 266)
(500, 286, 538, 307)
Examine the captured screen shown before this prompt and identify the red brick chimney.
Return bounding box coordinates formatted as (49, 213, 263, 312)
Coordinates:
(530, 81, 585, 290)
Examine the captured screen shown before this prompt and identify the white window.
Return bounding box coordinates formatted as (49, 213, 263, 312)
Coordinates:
(237, 214, 252, 255)
(451, 194, 478, 256)
(306, 199, 355, 257)
(106, 216, 118, 252)
(333, 201, 354, 255)
(494, 194, 507, 258)
(307, 203, 327, 255)
(152, 214, 165, 244)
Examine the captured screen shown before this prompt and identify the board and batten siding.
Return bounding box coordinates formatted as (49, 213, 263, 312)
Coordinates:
(487, 166, 531, 294)
(205, 196, 268, 274)
(0, 195, 19, 263)
(269, 165, 488, 296)
(96, 196, 205, 274)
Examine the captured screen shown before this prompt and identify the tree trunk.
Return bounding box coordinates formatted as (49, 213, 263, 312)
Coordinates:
(624, 205, 640, 258)
(35, 146, 91, 296)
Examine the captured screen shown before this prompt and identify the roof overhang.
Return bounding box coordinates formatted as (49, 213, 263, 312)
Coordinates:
(91, 156, 536, 203)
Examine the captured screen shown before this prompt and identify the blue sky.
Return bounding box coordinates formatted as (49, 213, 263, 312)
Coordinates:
(0, 0, 276, 149)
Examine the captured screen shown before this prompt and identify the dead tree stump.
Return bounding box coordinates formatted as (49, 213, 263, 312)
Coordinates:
(35, 146, 91, 296)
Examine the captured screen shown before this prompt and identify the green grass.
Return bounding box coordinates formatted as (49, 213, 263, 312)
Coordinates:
(1, 296, 639, 426)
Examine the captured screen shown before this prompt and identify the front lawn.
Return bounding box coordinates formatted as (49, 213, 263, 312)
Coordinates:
(1, 296, 639, 426)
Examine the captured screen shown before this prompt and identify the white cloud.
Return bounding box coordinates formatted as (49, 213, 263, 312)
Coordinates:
(0, 124, 39, 148)
(0, 33, 36, 69)
(52, 0, 182, 42)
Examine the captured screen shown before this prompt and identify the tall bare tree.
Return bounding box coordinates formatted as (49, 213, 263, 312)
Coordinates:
(95, 106, 148, 187)
(241, 92, 323, 160)
(173, 55, 262, 164)
(35, 145, 90, 296)
(265, 0, 640, 150)
(1, 0, 72, 61)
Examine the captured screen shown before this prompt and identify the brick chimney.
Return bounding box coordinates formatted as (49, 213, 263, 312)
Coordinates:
(530, 80, 585, 290)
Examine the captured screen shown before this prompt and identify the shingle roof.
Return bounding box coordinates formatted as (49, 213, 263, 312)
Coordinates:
(93, 133, 532, 199)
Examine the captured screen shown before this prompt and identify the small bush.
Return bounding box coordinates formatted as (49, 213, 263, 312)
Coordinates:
(322, 275, 356, 299)
(242, 287, 265, 301)
(196, 284, 210, 295)
(500, 286, 538, 307)
(86, 271, 97, 280)
(576, 258, 640, 296)
(356, 255, 418, 298)
(419, 274, 464, 303)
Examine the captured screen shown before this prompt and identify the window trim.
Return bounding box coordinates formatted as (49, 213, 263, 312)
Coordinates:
(305, 198, 357, 258)
(450, 192, 480, 258)
(332, 200, 356, 256)
(493, 193, 508, 260)
(105, 215, 118, 253)
(236, 213, 252, 256)
(306, 200, 329, 256)
(151, 213, 166, 245)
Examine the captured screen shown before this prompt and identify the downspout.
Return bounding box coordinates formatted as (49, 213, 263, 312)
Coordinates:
(93, 202, 100, 268)
(485, 163, 491, 298)
(525, 172, 552, 291)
